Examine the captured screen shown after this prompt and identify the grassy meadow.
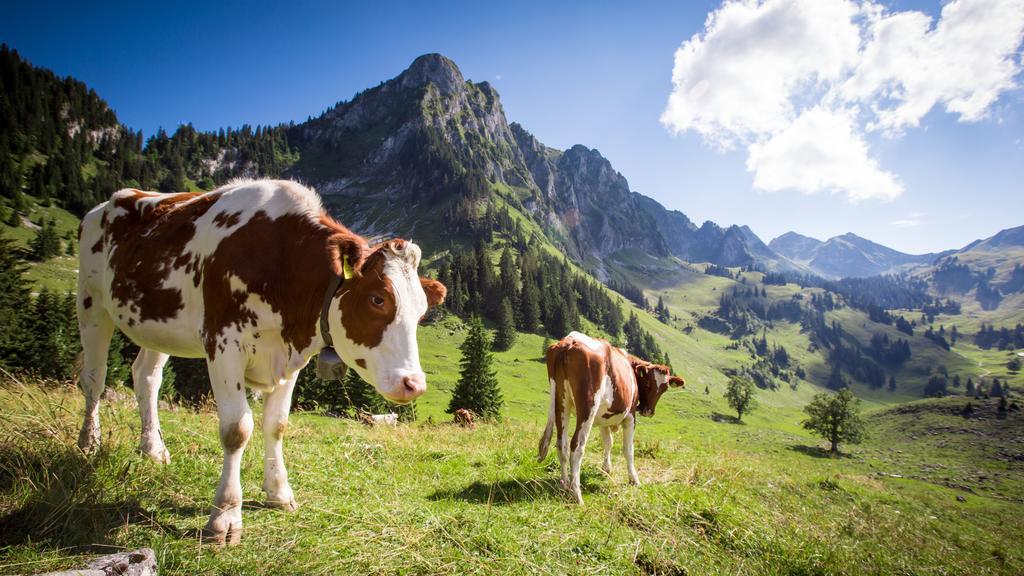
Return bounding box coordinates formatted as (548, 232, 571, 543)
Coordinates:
(2, 336, 1022, 575)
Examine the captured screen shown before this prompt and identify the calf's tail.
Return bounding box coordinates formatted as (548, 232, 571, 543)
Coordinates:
(537, 341, 567, 462)
(537, 383, 556, 462)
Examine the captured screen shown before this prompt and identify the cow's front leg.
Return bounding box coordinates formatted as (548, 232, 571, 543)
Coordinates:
(622, 413, 640, 486)
(600, 426, 613, 476)
(262, 372, 298, 511)
(203, 349, 253, 546)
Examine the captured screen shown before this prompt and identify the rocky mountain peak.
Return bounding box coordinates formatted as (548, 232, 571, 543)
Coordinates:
(399, 53, 465, 94)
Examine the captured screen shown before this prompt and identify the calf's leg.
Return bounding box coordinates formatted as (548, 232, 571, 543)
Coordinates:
(568, 390, 602, 505)
(132, 348, 171, 464)
(203, 348, 252, 545)
(600, 426, 613, 475)
(262, 372, 298, 511)
(622, 413, 640, 486)
(556, 380, 572, 488)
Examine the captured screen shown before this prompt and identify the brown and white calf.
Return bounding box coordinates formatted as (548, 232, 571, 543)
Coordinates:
(537, 331, 684, 504)
(76, 179, 445, 544)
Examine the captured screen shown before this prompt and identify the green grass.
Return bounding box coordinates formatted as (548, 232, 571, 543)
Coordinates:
(2, 376, 1022, 575)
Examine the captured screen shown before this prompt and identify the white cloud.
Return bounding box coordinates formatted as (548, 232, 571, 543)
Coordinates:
(889, 212, 927, 227)
(747, 107, 903, 201)
(662, 0, 1024, 201)
(661, 0, 861, 147)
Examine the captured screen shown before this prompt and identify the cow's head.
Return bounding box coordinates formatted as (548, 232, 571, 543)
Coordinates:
(327, 239, 446, 404)
(631, 357, 685, 417)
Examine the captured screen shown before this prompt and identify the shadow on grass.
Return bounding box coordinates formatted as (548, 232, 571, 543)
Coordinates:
(428, 473, 606, 505)
(0, 444, 184, 550)
(788, 444, 854, 459)
(710, 412, 744, 424)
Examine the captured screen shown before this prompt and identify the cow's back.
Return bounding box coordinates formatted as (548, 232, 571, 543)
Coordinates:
(78, 180, 335, 361)
(546, 333, 637, 420)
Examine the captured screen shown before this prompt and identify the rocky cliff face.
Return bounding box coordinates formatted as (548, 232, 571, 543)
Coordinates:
(289, 54, 669, 261)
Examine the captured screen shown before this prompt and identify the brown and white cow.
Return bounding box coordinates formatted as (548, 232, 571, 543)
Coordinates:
(537, 331, 684, 504)
(76, 179, 445, 544)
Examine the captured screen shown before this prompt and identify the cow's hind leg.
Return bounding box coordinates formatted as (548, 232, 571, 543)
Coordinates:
(77, 304, 114, 454)
(133, 348, 171, 464)
(203, 348, 253, 546)
(623, 413, 640, 486)
(262, 371, 298, 511)
(600, 426, 613, 476)
(556, 380, 571, 489)
(568, 388, 602, 505)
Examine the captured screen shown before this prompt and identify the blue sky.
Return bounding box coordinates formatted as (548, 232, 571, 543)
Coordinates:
(3, 0, 1022, 254)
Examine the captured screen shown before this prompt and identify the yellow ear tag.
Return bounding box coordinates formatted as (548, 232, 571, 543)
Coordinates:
(343, 255, 355, 280)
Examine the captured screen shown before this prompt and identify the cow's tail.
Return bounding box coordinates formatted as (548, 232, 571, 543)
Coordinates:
(538, 339, 568, 462)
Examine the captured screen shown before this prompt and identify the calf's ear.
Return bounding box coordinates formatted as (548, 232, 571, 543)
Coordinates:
(669, 375, 686, 388)
(420, 278, 447, 308)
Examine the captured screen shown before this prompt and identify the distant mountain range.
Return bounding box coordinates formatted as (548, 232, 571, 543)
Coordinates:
(768, 231, 949, 279)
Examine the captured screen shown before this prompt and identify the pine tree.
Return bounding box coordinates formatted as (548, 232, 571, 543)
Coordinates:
(991, 379, 1004, 398)
(542, 336, 552, 360)
(29, 218, 61, 260)
(498, 246, 518, 305)
(655, 296, 670, 323)
(0, 231, 30, 367)
(966, 377, 976, 396)
(23, 289, 80, 378)
(447, 316, 502, 420)
(493, 297, 517, 351)
(519, 281, 540, 333)
(105, 329, 131, 387)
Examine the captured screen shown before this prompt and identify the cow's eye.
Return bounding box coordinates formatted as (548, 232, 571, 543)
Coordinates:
(370, 295, 385, 308)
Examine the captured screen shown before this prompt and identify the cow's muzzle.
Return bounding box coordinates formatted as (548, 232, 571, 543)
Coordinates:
(384, 372, 426, 404)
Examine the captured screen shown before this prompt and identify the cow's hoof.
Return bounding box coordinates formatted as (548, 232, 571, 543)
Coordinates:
(78, 426, 100, 455)
(629, 477, 642, 487)
(140, 445, 171, 465)
(266, 497, 298, 512)
(202, 520, 243, 546)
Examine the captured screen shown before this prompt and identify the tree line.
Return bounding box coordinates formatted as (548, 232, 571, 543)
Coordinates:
(1, 44, 299, 221)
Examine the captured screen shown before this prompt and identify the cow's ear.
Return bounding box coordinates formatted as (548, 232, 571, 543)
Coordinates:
(420, 278, 447, 308)
(669, 375, 686, 388)
(328, 234, 364, 279)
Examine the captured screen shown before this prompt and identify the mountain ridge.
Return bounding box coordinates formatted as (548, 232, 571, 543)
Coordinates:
(769, 230, 950, 279)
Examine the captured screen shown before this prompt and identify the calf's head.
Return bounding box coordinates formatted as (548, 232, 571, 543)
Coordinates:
(327, 239, 446, 404)
(632, 359, 685, 417)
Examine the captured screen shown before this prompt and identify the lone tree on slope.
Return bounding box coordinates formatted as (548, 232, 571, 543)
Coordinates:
(448, 316, 503, 420)
(802, 388, 865, 454)
(724, 376, 757, 422)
